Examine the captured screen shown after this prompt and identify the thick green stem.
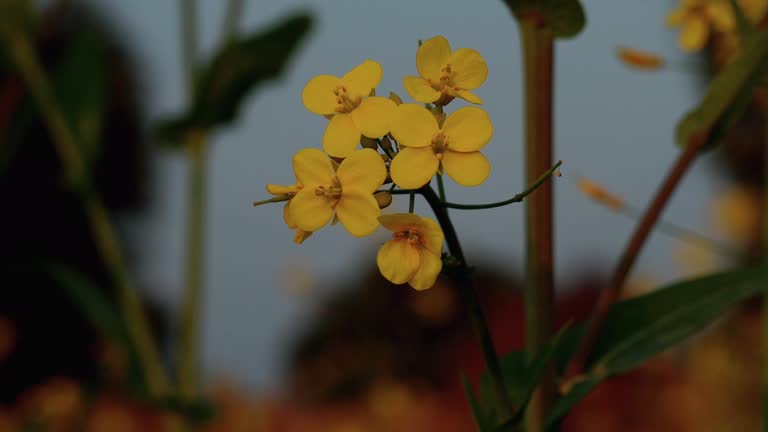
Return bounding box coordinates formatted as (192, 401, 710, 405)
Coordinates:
(178, 131, 208, 399)
(419, 186, 513, 422)
(520, 16, 556, 431)
(5, 32, 169, 396)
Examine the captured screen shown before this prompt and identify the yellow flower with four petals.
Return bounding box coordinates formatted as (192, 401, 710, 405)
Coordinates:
(403, 35, 488, 106)
(302, 60, 396, 158)
(264, 183, 314, 244)
(377, 213, 444, 290)
(389, 104, 493, 189)
(289, 148, 386, 237)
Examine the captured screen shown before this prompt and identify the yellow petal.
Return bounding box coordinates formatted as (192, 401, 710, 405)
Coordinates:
(342, 60, 383, 100)
(706, 2, 735, 31)
(665, 9, 685, 27)
(680, 16, 709, 52)
(293, 229, 313, 244)
(302, 75, 342, 115)
(350, 96, 396, 139)
(283, 202, 296, 228)
(447, 48, 488, 90)
(442, 150, 491, 187)
(289, 189, 334, 232)
(266, 184, 300, 195)
(391, 104, 439, 148)
(390, 147, 439, 190)
(418, 216, 444, 256)
(323, 113, 361, 158)
(442, 107, 493, 152)
(292, 148, 334, 187)
(337, 148, 387, 193)
(417, 35, 451, 82)
(378, 213, 423, 233)
(409, 249, 442, 290)
(335, 191, 381, 237)
(403, 76, 441, 103)
(377, 239, 420, 284)
(453, 89, 484, 105)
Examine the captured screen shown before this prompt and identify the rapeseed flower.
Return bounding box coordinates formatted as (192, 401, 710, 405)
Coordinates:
(289, 148, 386, 237)
(666, 0, 735, 52)
(302, 60, 396, 158)
(403, 35, 487, 106)
(389, 104, 493, 189)
(377, 213, 444, 290)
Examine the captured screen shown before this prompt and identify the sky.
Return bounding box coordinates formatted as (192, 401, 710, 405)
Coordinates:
(76, 0, 731, 391)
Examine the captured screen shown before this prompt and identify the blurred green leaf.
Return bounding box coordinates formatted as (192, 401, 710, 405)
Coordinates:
(501, 0, 586, 39)
(675, 28, 768, 151)
(461, 373, 496, 432)
(545, 266, 768, 428)
(155, 12, 313, 148)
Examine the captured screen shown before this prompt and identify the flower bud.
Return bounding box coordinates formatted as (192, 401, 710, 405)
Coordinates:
(616, 47, 664, 71)
(577, 179, 624, 210)
(374, 191, 393, 209)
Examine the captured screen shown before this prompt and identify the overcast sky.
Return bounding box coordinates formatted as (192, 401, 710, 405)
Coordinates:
(77, 0, 730, 390)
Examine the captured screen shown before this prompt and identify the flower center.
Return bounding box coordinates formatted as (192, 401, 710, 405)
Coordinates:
(439, 63, 454, 86)
(314, 176, 343, 207)
(431, 132, 449, 159)
(393, 229, 423, 247)
(333, 85, 361, 114)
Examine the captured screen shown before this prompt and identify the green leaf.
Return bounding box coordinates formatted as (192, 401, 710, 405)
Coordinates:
(545, 266, 768, 427)
(501, 0, 586, 39)
(155, 12, 313, 148)
(675, 28, 768, 151)
(461, 373, 496, 432)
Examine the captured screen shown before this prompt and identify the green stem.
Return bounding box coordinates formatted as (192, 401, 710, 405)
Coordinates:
(443, 161, 562, 210)
(761, 106, 768, 432)
(436, 173, 447, 202)
(5, 32, 169, 396)
(221, 0, 245, 44)
(418, 186, 513, 422)
(180, 0, 198, 94)
(409, 191, 415, 212)
(520, 15, 556, 431)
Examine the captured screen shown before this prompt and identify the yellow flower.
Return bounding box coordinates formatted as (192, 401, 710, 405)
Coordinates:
(666, 0, 735, 52)
(616, 47, 665, 71)
(302, 60, 397, 158)
(264, 183, 312, 244)
(389, 104, 492, 189)
(377, 213, 444, 290)
(289, 148, 386, 237)
(403, 35, 488, 105)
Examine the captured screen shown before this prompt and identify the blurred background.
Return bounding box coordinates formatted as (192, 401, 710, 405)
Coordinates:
(1, 0, 765, 430)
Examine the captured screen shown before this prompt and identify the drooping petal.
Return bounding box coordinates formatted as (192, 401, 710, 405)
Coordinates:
(266, 184, 300, 195)
(442, 150, 491, 187)
(292, 148, 335, 187)
(342, 60, 383, 100)
(409, 249, 442, 290)
(390, 147, 439, 190)
(335, 191, 381, 237)
(293, 229, 313, 244)
(679, 16, 709, 52)
(403, 76, 441, 103)
(377, 239, 420, 284)
(289, 189, 334, 232)
(323, 113, 361, 158)
(706, 2, 735, 31)
(336, 148, 387, 193)
(442, 107, 493, 152)
(378, 213, 423, 233)
(390, 104, 439, 148)
(283, 202, 295, 228)
(448, 48, 488, 90)
(454, 89, 484, 105)
(350, 96, 396, 139)
(302, 75, 342, 115)
(416, 35, 452, 82)
(418, 216, 444, 256)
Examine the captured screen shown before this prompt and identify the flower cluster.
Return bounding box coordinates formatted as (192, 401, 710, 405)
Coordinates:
(254, 36, 492, 290)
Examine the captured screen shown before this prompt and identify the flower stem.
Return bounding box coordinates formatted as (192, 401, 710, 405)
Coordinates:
(418, 185, 513, 422)
(565, 132, 708, 379)
(437, 172, 447, 202)
(520, 15, 556, 430)
(443, 161, 562, 210)
(761, 106, 768, 431)
(409, 191, 415, 213)
(4, 31, 170, 396)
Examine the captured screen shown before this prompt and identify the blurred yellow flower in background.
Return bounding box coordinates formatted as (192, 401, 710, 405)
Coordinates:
(302, 60, 396, 157)
(390, 104, 493, 189)
(666, 0, 735, 52)
(377, 213, 444, 290)
(290, 148, 386, 237)
(710, 185, 761, 245)
(403, 35, 488, 106)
